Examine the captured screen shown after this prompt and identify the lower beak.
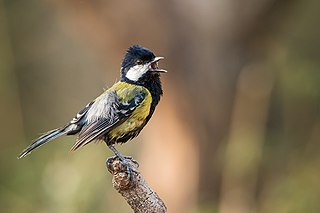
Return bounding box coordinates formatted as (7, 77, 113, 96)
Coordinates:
(149, 57, 167, 73)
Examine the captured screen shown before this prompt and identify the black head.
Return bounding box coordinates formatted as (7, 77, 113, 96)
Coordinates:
(120, 45, 166, 83)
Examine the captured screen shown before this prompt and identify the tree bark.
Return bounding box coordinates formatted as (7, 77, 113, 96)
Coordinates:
(106, 157, 167, 213)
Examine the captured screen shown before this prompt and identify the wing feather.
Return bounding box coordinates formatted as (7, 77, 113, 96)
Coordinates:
(70, 86, 147, 151)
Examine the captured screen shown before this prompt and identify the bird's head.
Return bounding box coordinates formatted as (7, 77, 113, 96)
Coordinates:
(120, 45, 166, 83)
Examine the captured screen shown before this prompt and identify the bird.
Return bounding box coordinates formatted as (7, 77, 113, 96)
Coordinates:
(18, 45, 166, 165)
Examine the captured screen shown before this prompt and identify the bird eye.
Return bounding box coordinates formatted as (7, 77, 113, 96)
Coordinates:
(136, 60, 143, 65)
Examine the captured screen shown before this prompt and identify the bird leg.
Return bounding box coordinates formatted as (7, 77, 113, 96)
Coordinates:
(108, 145, 126, 162)
(108, 145, 137, 176)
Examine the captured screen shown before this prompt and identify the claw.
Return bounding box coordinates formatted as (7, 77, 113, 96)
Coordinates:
(107, 145, 138, 180)
(124, 156, 139, 168)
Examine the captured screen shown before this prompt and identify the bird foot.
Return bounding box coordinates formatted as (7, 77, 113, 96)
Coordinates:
(106, 155, 139, 180)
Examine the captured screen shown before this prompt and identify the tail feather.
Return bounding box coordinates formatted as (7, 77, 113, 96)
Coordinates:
(18, 128, 67, 159)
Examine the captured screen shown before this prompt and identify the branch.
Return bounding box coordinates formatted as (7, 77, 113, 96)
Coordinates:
(106, 156, 167, 213)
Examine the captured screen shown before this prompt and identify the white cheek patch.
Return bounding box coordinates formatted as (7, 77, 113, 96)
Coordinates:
(126, 64, 149, 81)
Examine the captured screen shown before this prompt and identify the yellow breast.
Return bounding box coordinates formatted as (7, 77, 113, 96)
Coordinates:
(108, 82, 152, 140)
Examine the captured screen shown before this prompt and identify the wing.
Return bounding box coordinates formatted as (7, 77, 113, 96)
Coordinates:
(64, 101, 95, 135)
(70, 101, 94, 125)
(70, 84, 148, 151)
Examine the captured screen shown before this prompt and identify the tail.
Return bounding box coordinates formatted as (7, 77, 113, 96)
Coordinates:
(18, 127, 68, 159)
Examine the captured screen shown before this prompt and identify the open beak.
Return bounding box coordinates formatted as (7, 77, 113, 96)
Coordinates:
(149, 57, 167, 73)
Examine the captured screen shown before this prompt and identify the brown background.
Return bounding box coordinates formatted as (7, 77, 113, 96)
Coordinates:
(1, 0, 320, 212)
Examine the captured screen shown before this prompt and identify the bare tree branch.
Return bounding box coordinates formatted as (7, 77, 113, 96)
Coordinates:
(106, 157, 167, 213)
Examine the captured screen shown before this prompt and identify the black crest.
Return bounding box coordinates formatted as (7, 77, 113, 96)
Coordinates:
(121, 45, 155, 71)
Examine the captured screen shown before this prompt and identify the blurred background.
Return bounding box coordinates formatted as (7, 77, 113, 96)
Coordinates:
(1, 0, 320, 212)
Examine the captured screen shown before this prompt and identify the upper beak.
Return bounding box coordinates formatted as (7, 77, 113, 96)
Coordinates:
(149, 56, 167, 73)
